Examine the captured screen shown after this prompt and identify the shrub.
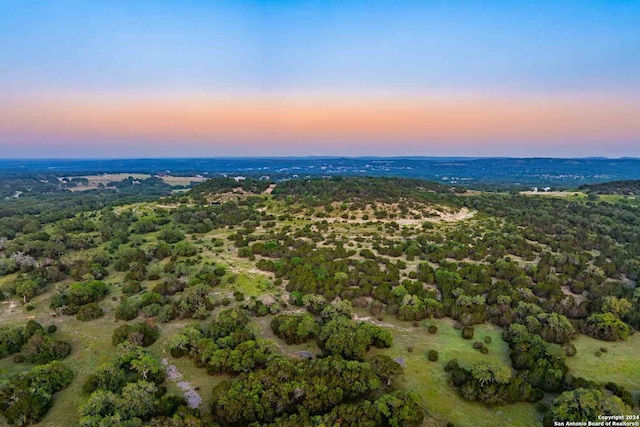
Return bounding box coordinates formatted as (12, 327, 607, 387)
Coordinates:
(461, 326, 474, 340)
(19, 332, 71, 364)
(473, 341, 484, 350)
(112, 322, 159, 347)
(158, 305, 175, 323)
(563, 344, 577, 357)
(159, 227, 184, 244)
(428, 325, 438, 334)
(115, 299, 139, 321)
(141, 303, 161, 318)
(174, 241, 198, 257)
(237, 247, 253, 258)
(484, 336, 492, 344)
(122, 281, 142, 294)
(428, 350, 439, 361)
(76, 303, 104, 321)
(480, 347, 489, 354)
(66, 280, 108, 306)
(0, 327, 27, 359)
(47, 325, 57, 334)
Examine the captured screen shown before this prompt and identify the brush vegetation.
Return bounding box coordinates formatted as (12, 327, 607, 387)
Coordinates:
(0, 175, 639, 426)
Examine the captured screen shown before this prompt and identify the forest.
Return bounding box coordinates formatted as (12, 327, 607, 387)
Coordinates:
(0, 174, 639, 426)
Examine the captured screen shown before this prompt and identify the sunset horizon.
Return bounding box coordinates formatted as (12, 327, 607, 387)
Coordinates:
(1, 1, 639, 158)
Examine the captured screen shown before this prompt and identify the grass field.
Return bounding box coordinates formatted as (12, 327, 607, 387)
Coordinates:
(63, 174, 207, 191)
(567, 333, 640, 392)
(365, 313, 542, 427)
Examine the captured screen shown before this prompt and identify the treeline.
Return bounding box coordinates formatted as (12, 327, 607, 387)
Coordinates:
(272, 176, 463, 206)
(579, 179, 640, 195)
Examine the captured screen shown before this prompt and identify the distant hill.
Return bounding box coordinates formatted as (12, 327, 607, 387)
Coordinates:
(579, 180, 640, 195)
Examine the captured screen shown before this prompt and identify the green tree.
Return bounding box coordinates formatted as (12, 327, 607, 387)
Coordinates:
(551, 388, 629, 422)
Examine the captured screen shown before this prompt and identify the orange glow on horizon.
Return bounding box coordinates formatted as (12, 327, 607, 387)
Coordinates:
(1, 91, 639, 145)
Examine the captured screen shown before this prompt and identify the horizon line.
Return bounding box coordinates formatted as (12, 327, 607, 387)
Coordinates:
(1, 155, 639, 161)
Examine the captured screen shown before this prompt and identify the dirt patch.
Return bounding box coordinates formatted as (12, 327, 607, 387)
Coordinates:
(0, 300, 23, 322)
(263, 184, 277, 194)
(353, 314, 412, 332)
(326, 206, 475, 226)
(430, 207, 475, 222)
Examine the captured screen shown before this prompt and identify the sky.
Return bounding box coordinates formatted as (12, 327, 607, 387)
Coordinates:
(1, 0, 639, 158)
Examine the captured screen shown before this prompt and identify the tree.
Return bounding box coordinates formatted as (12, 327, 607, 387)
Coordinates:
(550, 388, 629, 423)
(601, 296, 632, 319)
(374, 391, 424, 427)
(114, 298, 139, 321)
(370, 355, 403, 385)
(121, 381, 159, 420)
(80, 389, 121, 420)
(318, 316, 391, 360)
(83, 364, 127, 394)
(0, 361, 73, 425)
(158, 227, 184, 244)
(270, 313, 320, 344)
(584, 312, 631, 341)
(131, 354, 163, 381)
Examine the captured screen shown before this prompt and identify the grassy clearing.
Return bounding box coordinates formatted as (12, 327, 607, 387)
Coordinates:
(365, 314, 541, 427)
(0, 303, 126, 427)
(64, 174, 207, 191)
(567, 333, 640, 392)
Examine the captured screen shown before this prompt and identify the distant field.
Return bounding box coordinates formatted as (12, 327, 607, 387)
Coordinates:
(520, 191, 584, 197)
(63, 173, 208, 191)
